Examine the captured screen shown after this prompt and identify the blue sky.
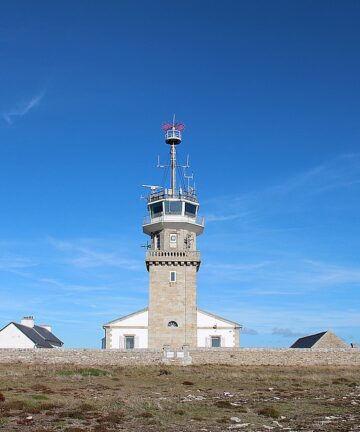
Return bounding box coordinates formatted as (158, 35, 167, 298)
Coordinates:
(0, 1, 359, 347)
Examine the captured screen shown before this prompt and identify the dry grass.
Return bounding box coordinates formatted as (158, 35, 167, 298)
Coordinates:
(0, 364, 359, 431)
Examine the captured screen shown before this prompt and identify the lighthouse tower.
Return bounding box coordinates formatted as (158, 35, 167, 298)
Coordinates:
(102, 119, 241, 351)
(142, 119, 204, 349)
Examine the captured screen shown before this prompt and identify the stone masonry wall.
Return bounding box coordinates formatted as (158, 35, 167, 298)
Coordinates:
(0, 348, 359, 366)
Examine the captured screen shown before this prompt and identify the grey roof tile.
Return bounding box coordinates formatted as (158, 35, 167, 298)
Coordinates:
(290, 331, 327, 348)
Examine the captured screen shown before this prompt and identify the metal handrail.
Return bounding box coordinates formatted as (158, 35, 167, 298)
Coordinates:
(148, 190, 198, 203)
(143, 215, 204, 226)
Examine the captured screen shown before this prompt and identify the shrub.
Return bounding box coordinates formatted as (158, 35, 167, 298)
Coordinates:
(215, 400, 232, 408)
(257, 406, 280, 418)
(158, 368, 171, 376)
(138, 411, 154, 418)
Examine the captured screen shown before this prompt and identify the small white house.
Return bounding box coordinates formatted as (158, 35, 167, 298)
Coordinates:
(0, 316, 63, 349)
(103, 308, 241, 349)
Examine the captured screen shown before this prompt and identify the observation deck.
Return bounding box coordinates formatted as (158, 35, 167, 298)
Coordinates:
(145, 249, 201, 270)
(142, 188, 204, 236)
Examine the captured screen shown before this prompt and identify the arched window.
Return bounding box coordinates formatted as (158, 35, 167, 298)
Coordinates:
(168, 321, 178, 327)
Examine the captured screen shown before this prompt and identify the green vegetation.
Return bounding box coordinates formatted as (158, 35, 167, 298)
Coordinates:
(0, 364, 358, 430)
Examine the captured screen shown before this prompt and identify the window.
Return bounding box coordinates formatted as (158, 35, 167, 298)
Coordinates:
(168, 321, 178, 327)
(164, 200, 182, 215)
(185, 202, 197, 217)
(169, 233, 177, 248)
(155, 234, 161, 250)
(211, 336, 221, 348)
(170, 271, 176, 282)
(125, 336, 135, 349)
(150, 202, 163, 218)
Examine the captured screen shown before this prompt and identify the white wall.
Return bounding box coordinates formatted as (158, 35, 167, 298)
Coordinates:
(105, 309, 239, 349)
(107, 310, 148, 349)
(197, 310, 237, 347)
(109, 310, 148, 327)
(0, 324, 35, 348)
(197, 328, 235, 347)
(110, 328, 148, 349)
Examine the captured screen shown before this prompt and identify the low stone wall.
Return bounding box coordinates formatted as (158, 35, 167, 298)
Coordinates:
(189, 348, 360, 366)
(0, 348, 359, 366)
(0, 349, 163, 366)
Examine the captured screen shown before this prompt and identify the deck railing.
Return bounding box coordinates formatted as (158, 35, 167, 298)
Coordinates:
(148, 190, 198, 204)
(143, 215, 204, 226)
(146, 250, 201, 260)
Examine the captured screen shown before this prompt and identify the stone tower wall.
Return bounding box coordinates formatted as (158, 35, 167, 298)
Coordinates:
(148, 261, 198, 349)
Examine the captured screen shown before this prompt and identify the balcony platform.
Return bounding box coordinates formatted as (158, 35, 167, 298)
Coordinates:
(143, 214, 204, 236)
(145, 250, 201, 271)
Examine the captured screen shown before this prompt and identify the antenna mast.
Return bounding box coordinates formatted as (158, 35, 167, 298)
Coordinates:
(161, 115, 185, 197)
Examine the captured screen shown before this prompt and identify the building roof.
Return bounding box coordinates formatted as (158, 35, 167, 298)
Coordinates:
(198, 308, 242, 328)
(103, 307, 149, 327)
(33, 325, 63, 347)
(0, 322, 63, 348)
(290, 331, 327, 348)
(103, 307, 242, 328)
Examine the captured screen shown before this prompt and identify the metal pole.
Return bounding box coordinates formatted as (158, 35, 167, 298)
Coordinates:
(170, 142, 176, 196)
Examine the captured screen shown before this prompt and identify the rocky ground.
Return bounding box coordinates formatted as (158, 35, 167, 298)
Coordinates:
(0, 364, 359, 431)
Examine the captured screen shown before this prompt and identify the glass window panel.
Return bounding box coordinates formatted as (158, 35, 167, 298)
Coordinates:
(150, 202, 163, 217)
(164, 200, 182, 215)
(211, 336, 221, 348)
(168, 321, 178, 327)
(125, 336, 135, 349)
(185, 202, 197, 217)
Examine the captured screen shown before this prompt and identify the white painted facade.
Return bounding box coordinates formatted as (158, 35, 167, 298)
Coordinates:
(105, 309, 149, 349)
(0, 323, 36, 348)
(103, 308, 240, 349)
(197, 310, 239, 347)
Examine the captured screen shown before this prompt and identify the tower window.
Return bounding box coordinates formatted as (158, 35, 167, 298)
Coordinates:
(155, 234, 161, 250)
(211, 336, 221, 348)
(150, 202, 163, 218)
(168, 321, 178, 327)
(164, 200, 182, 215)
(170, 271, 176, 282)
(169, 233, 177, 248)
(185, 202, 197, 217)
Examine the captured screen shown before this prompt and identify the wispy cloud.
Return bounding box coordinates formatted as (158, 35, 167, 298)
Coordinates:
(49, 238, 142, 271)
(272, 328, 305, 338)
(0, 255, 37, 271)
(242, 327, 258, 335)
(206, 212, 249, 223)
(3, 90, 45, 125)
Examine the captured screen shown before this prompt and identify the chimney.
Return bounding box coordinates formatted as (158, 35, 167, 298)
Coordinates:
(40, 325, 52, 333)
(21, 316, 35, 328)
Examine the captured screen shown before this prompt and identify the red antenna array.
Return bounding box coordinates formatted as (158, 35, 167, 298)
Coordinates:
(161, 122, 185, 132)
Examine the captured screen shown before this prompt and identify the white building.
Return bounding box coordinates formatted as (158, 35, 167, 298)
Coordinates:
(103, 308, 241, 349)
(103, 119, 242, 349)
(0, 316, 63, 349)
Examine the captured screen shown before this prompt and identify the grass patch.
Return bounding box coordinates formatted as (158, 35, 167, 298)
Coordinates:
(0, 418, 8, 426)
(58, 368, 108, 377)
(31, 394, 49, 401)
